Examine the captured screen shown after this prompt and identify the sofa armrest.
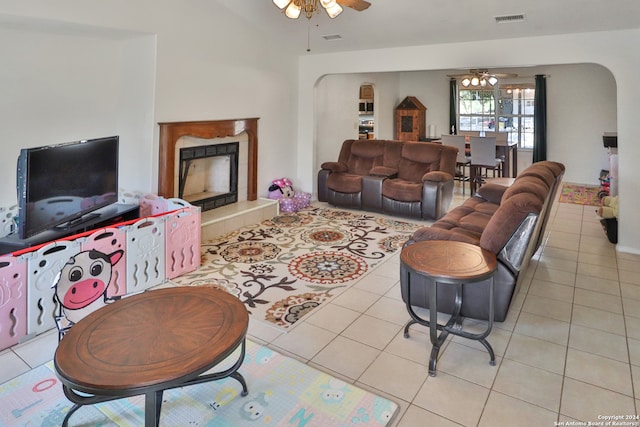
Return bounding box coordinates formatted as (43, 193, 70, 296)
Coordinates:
(422, 171, 453, 183)
(369, 166, 398, 178)
(321, 161, 348, 173)
(420, 172, 454, 220)
(475, 183, 508, 205)
(480, 193, 543, 255)
(317, 169, 330, 202)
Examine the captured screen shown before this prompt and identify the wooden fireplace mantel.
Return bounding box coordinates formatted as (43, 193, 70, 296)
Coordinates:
(158, 118, 259, 201)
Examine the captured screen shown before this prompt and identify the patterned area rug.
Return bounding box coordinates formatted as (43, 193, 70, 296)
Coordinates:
(558, 183, 602, 206)
(0, 340, 398, 426)
(172, 206, 421, 330)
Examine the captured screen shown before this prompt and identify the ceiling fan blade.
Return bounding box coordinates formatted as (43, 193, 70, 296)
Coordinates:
(337, 0, 371, 12)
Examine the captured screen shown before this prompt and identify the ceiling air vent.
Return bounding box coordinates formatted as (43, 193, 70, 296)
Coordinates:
(494, 14, 525, 24)
(322, 34, 342, 41)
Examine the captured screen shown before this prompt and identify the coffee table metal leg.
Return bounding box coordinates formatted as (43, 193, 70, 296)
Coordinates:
(61, 384, 122, 426)
(156, 390, 164, 424)
(403, 319, 417, 338)
(61, 402, 81, 427)
(145, 390, 163, 427)
(442, 279, 496, 366)
(428, 278, 439, 376)
(231, 371, 249, 397)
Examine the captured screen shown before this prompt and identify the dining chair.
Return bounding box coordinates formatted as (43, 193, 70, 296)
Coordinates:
(441, 134, 470, 195)
(484, 131, 508, 164)
(469, 136, 503, 194)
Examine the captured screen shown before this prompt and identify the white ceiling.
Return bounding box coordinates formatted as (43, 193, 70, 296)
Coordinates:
(217, 0, 640, 54)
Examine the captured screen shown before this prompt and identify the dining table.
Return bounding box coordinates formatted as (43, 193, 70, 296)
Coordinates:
(496, 138, 518, 178)
(458, 132, 519, 178)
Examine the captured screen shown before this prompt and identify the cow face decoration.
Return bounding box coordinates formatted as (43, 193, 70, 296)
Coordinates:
(53, 249, 124, 337)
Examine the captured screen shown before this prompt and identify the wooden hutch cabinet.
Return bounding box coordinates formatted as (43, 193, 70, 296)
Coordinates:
(394, 96, 426, 141)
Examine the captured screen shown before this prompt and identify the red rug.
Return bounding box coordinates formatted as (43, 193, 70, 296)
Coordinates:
(558, 183, 602, 206)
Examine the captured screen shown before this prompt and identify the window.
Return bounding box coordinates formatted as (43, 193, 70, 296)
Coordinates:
(458, 84, 535, 149)
(459, 89, 495, 133)
(498, 86, 535, 149)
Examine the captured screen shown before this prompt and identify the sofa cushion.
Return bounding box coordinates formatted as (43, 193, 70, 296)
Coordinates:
(347, 140, 386, 176)
(540, 161, 565, 178)
(502, 176, 549, 204)
(475, 183, 508, 205)
(516, 163, 555, 187)
(327, 172, 363, 194)
(397, 158, 431, 183)
(412, 223, 482, 245)
(382, 141, 403, 168)
(461, 196, 501, 216)
(370, 166, 398, 177)
(382, 178, 422, 202)
(396, 142, 443, 182)
(402, 142, 442, 164)
(433, 205, 493, 235)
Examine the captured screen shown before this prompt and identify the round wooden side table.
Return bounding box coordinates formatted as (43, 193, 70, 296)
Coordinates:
(401, 240, 498, 376)
(54, 286, 249, 427)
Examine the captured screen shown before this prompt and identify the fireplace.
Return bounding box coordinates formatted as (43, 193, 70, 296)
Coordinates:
(158, 118, 259, 208)
(178, 142, 239, 211)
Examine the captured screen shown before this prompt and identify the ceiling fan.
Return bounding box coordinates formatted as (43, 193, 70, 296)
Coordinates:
(447, 69, 518, 87)
(273, 0, 371, 20)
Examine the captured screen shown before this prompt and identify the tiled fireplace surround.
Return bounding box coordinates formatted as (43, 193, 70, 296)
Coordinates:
(158, 118, 278, 239)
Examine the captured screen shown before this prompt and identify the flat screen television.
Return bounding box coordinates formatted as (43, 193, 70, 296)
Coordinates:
(16, 136, 119, 239)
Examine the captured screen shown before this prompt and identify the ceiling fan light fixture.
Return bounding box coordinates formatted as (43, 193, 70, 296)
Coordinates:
(461, 78, 471, 87)
(488, 76, 498, 86)
(274, 0, 369, 25)
(285, 2, 302, 18)
(273, 0, 291, 9)
(324, 3, 343, 18)
(470, 77, 480, 86)
(320, 0, 337, 8)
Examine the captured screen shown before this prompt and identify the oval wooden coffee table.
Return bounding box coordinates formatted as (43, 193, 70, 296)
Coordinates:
(54, 286, 249, 427)
(401, 240, 498, 376)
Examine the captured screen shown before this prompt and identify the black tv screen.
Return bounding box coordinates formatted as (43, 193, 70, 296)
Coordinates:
(16, 136, 119, 239)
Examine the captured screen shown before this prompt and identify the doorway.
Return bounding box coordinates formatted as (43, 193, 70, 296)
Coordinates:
(358, 84, 375, 139)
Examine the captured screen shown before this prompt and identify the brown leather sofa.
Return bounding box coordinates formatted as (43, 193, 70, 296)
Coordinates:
(400, 160, 565, 322)
(317, 139, 458, 220)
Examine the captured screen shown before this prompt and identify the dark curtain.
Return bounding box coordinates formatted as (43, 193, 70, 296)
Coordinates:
(449, 79, 457, 134)
(533, 74, 547, 162)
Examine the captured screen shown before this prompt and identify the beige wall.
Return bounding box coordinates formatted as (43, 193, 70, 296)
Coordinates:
(0, 1, 298, 208)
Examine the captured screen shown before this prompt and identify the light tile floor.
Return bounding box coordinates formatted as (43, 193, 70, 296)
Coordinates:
(2, 184, 638, 426)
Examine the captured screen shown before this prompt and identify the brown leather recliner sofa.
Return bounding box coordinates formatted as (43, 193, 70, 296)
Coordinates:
(400, 160, 565, 322)
(317, 139, 458, 220)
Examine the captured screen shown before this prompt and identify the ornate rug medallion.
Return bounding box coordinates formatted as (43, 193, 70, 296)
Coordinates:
(219, 241, 280, 263)
(265, 291, 333, 327)
(300, 227, 350, 245)
(378, 234, 412, 252)
(288, 251, 368, 284)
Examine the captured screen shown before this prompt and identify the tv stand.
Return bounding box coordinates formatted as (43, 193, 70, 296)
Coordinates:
(55, 212, 103, 230)
(0, 203, 140, 255)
